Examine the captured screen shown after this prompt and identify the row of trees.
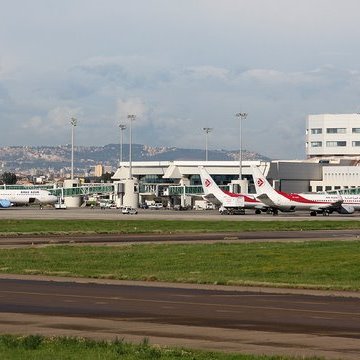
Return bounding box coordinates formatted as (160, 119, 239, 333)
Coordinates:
(1, 172, 17, 185)
(0, 171, 114, 185)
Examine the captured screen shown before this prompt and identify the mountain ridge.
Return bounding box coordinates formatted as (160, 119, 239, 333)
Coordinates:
(0, 144, 271, 171)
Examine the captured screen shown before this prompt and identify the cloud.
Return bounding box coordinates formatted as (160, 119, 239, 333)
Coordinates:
(22, 107, 82, 134)
(183, 66, 229, 81)
(1, 0, 360, 160)
(116, 98, 148, 125)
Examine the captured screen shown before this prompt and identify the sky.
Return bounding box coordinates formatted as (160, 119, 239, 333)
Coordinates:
(1, 0, 360, 159)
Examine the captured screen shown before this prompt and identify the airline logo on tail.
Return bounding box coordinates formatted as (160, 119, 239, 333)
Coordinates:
(257, 178, 264, 187)
(204, 179, 211, 188)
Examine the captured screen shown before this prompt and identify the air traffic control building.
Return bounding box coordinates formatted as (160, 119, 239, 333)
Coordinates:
(112, 114, 360, 208)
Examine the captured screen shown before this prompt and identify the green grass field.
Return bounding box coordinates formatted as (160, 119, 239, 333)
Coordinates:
(0, 219, 360, 235)
(0, 335, 324, 360)
(0, 220, 354, 358)
(1, 241, 360, 290)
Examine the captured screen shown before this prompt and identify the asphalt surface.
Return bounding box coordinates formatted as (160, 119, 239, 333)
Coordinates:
(0, 229, 360, 248)
(2, 206, 360, 221)
(0, 277, 360, 359)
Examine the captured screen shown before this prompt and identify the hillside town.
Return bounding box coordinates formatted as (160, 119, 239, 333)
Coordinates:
(0, 144, 269, 185)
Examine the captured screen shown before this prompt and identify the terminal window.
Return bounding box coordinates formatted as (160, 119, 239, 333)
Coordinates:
(310, 141, 322, 147)
(326, 128, 346, 134)
(326, 141, 346, 147)
(352, 128, 360, 133)
(352, 141, 360, 147)
(311, 128, 322, 134)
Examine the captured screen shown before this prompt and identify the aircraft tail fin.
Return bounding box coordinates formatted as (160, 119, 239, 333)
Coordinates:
(251, 165, 278, 197)
(199, 166, 244, 208)
(198, 166, 226, 203)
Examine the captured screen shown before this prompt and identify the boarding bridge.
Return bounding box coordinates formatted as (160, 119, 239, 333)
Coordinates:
(168, 185, 230, 196)
(0, 183, 115, 197)
(48, 184, 115, 197)
(328, 187, 360, 195)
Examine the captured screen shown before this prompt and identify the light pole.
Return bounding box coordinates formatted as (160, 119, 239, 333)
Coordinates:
(127, 114, 136, 179)
(235, 112, 247, 180)
(203, 127, 212, 162)
(70, 117, 77, 180)
(118, 124, 126, 167)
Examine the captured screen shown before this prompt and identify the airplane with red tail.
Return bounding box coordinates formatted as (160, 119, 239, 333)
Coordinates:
(251, 165, 354, 216)
(198, 166, 267, 215)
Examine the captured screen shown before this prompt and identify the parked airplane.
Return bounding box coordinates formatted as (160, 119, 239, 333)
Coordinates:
(198, 166, 267, 214)
(0, 189, 58, 208)
(251, 165, 354, 216)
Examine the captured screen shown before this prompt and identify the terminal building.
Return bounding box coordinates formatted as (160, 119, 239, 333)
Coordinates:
(112, 114, 360, 208)
(306, 113, 360, 159)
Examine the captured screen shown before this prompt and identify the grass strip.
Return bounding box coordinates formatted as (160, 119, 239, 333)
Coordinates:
(0, 219, 360, 235)
(0, 334, 324, 359)
(1, 241, 360, 290)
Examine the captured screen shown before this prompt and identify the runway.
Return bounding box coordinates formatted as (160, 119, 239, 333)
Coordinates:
(1, 206, 360, 221)
(0, 228, 360, 248)
(0, 276, 359, 359)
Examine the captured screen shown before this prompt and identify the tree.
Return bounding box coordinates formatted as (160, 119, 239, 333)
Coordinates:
(1, 172, 17, 185)
(101, 172, 114, 183)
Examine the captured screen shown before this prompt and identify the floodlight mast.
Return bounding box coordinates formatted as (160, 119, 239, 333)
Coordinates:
(118, 124, 126, 167)
(70, 117, 77, 180)
(235, 112, 247, 180)
(127, 114, 136, 179)
(203, 127, 213, 162)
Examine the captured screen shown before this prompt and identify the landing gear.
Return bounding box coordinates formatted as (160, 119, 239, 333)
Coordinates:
(220, 208, 245, 215)
(272, 209, 279, 216)
(322, 210, 330, 216)
(310, 211, 317, 216)
(255, 209, 261, 215)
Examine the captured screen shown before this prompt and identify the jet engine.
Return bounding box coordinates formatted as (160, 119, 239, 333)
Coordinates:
(0, 199, 12, 208)
(337, 205, 355, 214)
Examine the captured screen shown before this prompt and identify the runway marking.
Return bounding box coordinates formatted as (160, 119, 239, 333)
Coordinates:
(310, 316, 335, 320)
(264, 299, 330, 306)
(1, 290, 359, 318)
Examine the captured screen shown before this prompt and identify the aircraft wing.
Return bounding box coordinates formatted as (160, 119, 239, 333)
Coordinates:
(202, 194, 221, 206)
(255, 194, 278, 207)
(310, 199, 343, 211)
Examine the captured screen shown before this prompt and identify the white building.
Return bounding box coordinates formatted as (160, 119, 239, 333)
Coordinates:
(306, 113, 360, 158)
(310, 165, 360, 193)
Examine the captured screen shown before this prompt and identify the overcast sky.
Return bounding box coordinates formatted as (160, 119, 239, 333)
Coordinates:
(1, 0, 360, 159)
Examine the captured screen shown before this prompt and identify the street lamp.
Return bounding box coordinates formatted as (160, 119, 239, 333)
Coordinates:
(235, 112, 247, 180)
(70, 117, 77, 180)
(118, 124, 126, 167)
(127, 114, 136, 179)
(203, 127, 213, 162)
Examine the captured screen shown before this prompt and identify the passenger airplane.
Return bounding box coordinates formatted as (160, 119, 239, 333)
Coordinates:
(198, 166, 267, 214)
(251, 165, 354, 216)
(0, 189, 58, 208)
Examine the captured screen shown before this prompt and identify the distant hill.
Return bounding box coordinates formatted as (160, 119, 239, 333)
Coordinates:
(0, 144, 271, 171)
